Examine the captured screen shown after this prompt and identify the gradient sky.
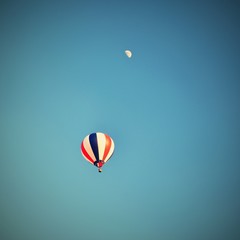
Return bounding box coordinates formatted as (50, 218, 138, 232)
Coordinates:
(1, 1, 240, 240)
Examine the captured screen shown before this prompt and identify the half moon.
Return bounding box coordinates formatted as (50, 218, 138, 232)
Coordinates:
(125, 50, 132, 58)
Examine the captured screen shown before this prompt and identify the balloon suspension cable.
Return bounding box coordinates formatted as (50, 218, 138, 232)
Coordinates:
(98, 168, 102, 173)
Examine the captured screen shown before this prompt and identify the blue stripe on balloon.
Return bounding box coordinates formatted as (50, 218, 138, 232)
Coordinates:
(89, 133, 99, 161)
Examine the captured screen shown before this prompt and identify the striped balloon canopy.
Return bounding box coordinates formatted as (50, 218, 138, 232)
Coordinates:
(80, 132, 115, 172)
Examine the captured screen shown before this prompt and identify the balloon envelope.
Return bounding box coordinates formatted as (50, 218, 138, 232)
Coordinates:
(125, 50, 132, 58)
(81, 132, 115, 170)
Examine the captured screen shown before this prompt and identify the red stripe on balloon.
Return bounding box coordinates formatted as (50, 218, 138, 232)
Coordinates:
(102, 134, 112, 161)
(81, 142, 95, 164)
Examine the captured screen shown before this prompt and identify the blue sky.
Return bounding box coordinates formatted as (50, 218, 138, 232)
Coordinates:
(1, 1, 240, 240)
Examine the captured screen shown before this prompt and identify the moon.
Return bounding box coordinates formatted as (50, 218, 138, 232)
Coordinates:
(125, 50, 132, 58)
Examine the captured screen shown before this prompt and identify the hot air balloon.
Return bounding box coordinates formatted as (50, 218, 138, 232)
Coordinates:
(80, 132, 115, 172)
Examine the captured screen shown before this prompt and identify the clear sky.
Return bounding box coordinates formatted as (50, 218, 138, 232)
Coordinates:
(1, 1, 240, 240)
